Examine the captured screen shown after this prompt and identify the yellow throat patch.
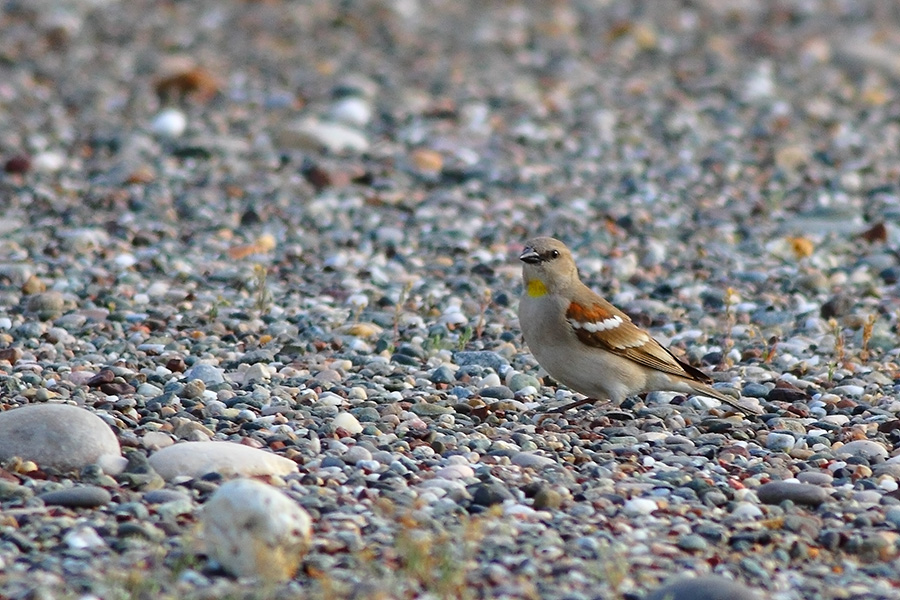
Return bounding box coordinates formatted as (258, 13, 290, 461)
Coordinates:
(526, 279, 548, 298)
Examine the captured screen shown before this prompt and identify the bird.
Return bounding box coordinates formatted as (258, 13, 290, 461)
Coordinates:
(517, 236, 758, 415)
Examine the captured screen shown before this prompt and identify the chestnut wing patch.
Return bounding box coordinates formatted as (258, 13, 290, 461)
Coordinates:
(566, 301, 711, 383)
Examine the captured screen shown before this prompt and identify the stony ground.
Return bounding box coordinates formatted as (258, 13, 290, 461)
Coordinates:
(2, 1, 900, 599)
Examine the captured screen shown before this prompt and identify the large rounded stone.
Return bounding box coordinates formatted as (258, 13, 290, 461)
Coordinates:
(201, 478, 312, 581)
(148, 441, 298, 481)
(0, 404, 125, 474)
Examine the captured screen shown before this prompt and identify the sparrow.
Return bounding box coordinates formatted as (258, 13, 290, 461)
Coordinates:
(517, 237, 758, 415)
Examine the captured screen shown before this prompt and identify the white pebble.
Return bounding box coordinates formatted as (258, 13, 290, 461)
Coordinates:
(879, 477, 899, 492)
(731, 501, 764, 519)
(114, 253, 137, 268)
(328, 97, 372, 126)
(32, 151, 66, 172)
(766, 432, 796, 452)
(150, 108, 188, 138)
(202, 479, 311, 581)
(64, 526, 106, 550)
(435, 464, 475, 480)
(623, 498, 657, 516)
(346, 293, 368, 308)
(332, 412, 363, 435)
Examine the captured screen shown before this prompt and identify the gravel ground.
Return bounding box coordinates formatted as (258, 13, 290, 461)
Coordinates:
(2, 1, 900, 599)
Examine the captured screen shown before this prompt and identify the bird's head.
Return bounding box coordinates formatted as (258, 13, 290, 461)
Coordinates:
(519, 237, 578, 298)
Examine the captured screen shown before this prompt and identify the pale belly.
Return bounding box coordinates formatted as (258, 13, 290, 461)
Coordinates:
(519, 294, 644, 402)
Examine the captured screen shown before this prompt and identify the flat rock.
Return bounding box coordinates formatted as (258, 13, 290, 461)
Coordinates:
(148, 441, 298, 481)
(756, 481, 829, 506)
(646, 575, 763, 600)
(202, 478, 312, 581)
(0, 404, 125, 474)
(39, 486, 112, 508)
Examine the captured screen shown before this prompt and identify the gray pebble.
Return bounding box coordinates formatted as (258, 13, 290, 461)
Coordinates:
(410, 403, 453, 417)
(343, 446, 373, 465)
(26, 291, 65, 316)
(470, 482, 514, 507)
(508, 373, 540, 392)
(183, 363, 225, 385)
(757, 481, 829, 506)
(510, 452, 556, 469)
(0, 404, 125, 475)
(453, 351, 509, 372)
(646, 575, 763, 600)
(39, 486, 111, 508)
(143, 489, 191, 504)
(835, 440, 888, 461)
(480, 385, 514, 400)
(430, 366, 456, 384)
(676, 534, 708, 551)
(796, 471, 833, 486)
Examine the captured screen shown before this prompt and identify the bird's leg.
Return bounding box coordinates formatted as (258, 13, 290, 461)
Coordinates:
(544, 397, 598, 413)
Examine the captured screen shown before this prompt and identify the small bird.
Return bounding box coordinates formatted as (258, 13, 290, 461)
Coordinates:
(517, 237, 757, 415)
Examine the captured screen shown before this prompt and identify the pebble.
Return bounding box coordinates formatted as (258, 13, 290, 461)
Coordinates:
(275, 118, 369, 154)
(142, 431, 174, 450)
(143, 489, 191, 504)
(0, 404, 126, 475)
(623, 498, 658, 516)
(342, 445, 372, 465)
(331, 412, 364, 434)
(27, 291, 65, 317)
(796, 471, 833, 486)
(765, 432, 796, 452)
(480, 385, 514, 400)
(410, 403, 453, 417)
(510, 452, 556, 469)
(470, 482, 514, 506)
(148, 441, 298, 481)
(453, 351, 509, 372)
(150, 108, 187, 138)
(647, 576, 763, 600)
(39, 486, 112, 508)
(64, 527, 107, 550)
(676, 534, 708, 552)
(202, 478, 312, 581)
(182, 364, 225, 386)
(327, 96, 372, 127)
(435, 464, 475, 480)
(731, 502, 764, 519)
(756, 481, 829, 506)
(835, 440, 888, 461)
(532, 487, 563, 510)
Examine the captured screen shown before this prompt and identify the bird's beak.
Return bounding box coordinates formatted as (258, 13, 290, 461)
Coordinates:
(519, 246, 541, 264)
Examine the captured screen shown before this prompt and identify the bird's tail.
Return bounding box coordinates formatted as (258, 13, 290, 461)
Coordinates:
(688, 382, 762, 416)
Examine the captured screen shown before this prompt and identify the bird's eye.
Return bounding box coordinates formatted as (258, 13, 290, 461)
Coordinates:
(549, 249, 560, 259)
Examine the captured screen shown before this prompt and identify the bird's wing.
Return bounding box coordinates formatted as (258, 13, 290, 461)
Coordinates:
(565, 298, 712, 384)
